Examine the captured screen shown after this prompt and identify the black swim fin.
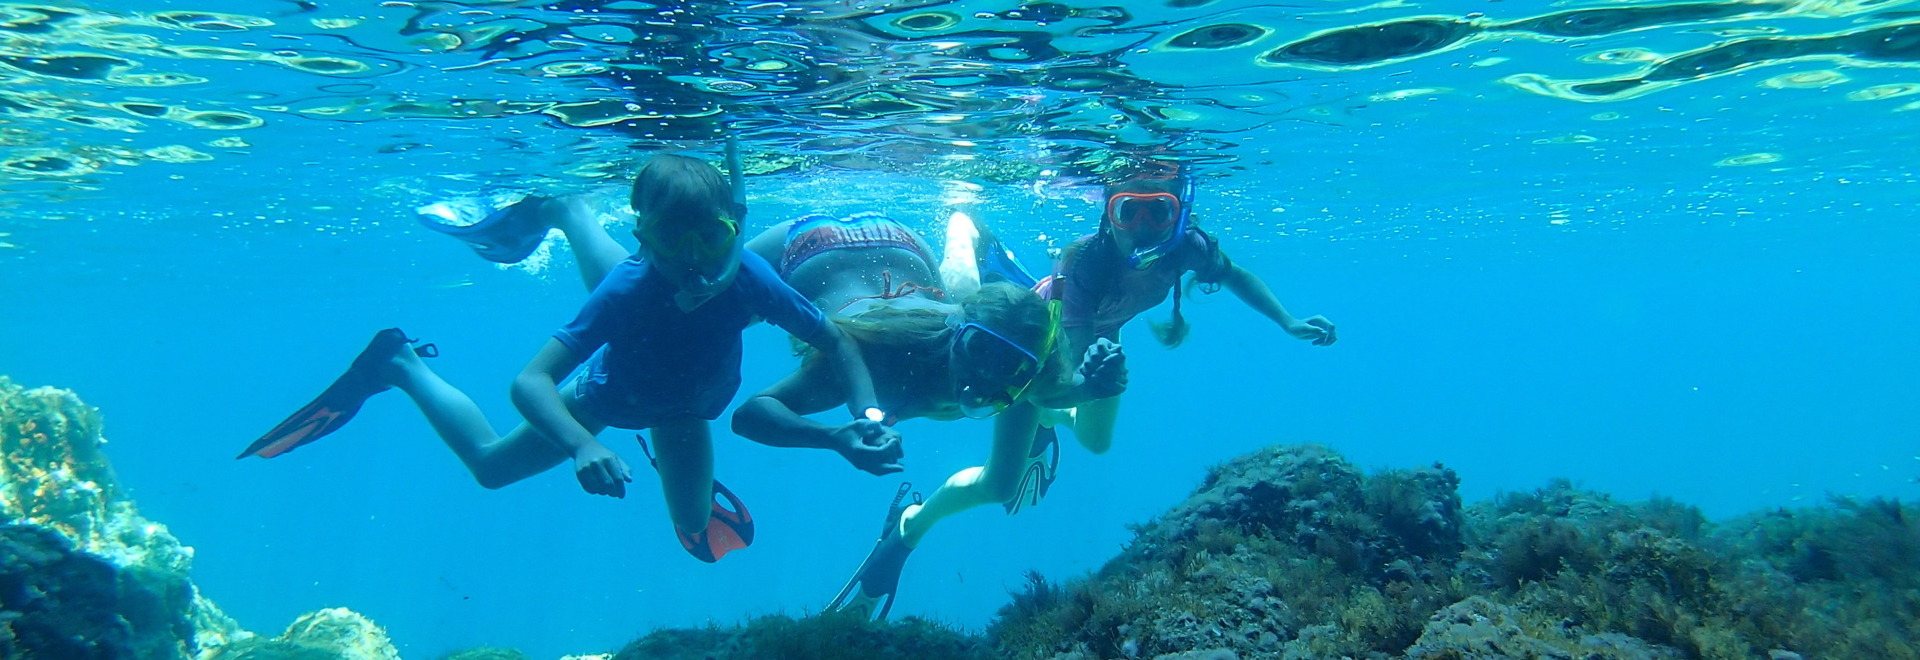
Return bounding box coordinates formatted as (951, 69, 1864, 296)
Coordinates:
(417, 195, 552, 263)
(238, 328, 436, 459)
(638, 434, 756, 563)
(827, 482, 921, 621)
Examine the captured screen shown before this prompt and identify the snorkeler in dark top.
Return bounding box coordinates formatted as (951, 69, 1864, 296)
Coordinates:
(1036, 170, 1338, 456)
(243, 147, 892, 564)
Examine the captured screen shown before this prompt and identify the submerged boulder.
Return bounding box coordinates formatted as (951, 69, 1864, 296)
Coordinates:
(991, 443, 1919, 660)
(203, 608, 401, 660)
(0, 523, 190, 659)
(995, 444, 1472, 659)
(0, 377, 397, 660)
(0, 377, 235, 658)
(1138, 444, 1465, 580)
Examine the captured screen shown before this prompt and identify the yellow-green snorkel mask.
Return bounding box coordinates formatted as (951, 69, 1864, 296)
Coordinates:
(642, 132, 750, 312)
(641, 213, 741, 311)
(950, 300, 1062, 418)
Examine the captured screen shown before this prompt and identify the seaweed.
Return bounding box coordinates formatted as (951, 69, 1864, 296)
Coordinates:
(983, 446, 1919, 660)
(613, 611, 991, 660)
(437, 648, 531, 660)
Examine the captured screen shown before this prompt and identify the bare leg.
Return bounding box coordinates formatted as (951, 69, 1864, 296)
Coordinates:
(897, 401, 1038, 546)
(649, 415, 715, 534)
(546, 196, 631, 291)
(1071, 395, 1120, 455)
(381, 347, 585, 489)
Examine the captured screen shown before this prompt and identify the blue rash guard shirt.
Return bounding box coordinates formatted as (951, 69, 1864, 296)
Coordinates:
(554, 251, 828, 429)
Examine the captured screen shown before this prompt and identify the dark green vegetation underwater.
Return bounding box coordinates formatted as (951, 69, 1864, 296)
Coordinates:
(606, 445, 1919, 660)
(3, 378, 1914, 659)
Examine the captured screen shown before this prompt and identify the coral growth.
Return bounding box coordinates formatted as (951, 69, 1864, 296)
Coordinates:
(437, 648, 533, 660)
(0, 377, 399, 660)
(0, 376, 244, 658)
(988, 444, 1920, 660)
(612, 611, 991, 660)
(204, 608, 401, 660)
(991, 445, 1473, 659)
(0, 523, 194, 659)
(8, 374, 1914, 660)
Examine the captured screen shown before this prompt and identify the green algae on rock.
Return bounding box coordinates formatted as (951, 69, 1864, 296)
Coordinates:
(0, 377, 402, 660)
(989, 444, 1919, 659)
(611, 611, 992, 660)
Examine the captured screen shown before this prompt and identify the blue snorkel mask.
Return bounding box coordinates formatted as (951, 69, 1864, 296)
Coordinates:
(1105, 175, 1195, 270)
(949, 302, 1061, 419)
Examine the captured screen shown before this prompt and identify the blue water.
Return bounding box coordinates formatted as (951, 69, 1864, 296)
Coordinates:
(4, 1, 1919, 658)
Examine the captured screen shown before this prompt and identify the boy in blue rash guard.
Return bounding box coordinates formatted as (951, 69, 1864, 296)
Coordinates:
(243, 153, 893, 562)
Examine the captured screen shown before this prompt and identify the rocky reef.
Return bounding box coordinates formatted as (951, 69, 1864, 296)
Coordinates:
(8, 375, 1914, 659)
(987, 444, 1920, 660)
(610, 612, 988, 659)
(0, 377, 400, 660)
(580, 443, 1917, 660)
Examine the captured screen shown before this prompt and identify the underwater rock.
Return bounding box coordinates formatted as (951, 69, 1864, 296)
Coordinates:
(282, 608, 401, 660)
(990, 443, 1920, 659)
(0, 376, 241, 658)
(1139, 444, 1464, 580)
(440, 648, 533, 660)
(994, 445, 1472, 658)
(0, 523, 191, 659)
(0, 378, 397, 660)
(203, 608, 401, 660)
(611, 611, 990, 660)
(1401, 596, 1682, 659)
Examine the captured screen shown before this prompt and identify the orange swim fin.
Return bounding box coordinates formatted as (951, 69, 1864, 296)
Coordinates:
(639, 434, 756, 563)
(238, 329, 436, 459)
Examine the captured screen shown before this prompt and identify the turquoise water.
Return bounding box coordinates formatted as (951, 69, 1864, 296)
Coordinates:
(3, 0, 1918, 657)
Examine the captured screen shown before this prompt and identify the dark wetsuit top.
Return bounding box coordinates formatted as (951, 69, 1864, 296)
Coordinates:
(1049, 227, 1233, 338)
(555, 252, 828, 428)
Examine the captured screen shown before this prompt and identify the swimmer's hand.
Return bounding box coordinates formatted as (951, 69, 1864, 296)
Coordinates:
(572, 441, 634, 498)
(1287, 315, 1338, 346)
(830, 419, 904, 476)
(1078, 339, 1128, 399)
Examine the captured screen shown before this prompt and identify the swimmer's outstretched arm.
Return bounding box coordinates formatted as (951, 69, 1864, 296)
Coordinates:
(1215, 257, 1338, 346)
(511, 339, 633, 496)
(733, 361, 904, 476)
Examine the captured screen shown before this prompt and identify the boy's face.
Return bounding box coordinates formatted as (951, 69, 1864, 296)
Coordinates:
(635, 215, 742, 311)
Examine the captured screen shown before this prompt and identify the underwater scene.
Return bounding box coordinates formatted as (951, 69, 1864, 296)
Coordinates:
(2, 0, 1918, 658)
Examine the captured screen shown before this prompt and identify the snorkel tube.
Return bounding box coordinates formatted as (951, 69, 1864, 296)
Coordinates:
(724, 131, 749, 220)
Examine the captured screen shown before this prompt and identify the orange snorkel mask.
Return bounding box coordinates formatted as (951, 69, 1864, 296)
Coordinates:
(1104, 176, 1194, 269)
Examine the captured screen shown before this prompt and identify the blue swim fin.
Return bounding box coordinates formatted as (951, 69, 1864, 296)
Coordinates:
(969, 214, 1039, 289)
(417, 195, 552, 263)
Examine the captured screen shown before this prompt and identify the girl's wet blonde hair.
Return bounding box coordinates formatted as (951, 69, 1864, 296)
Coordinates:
(803, 282, 1065, 398)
